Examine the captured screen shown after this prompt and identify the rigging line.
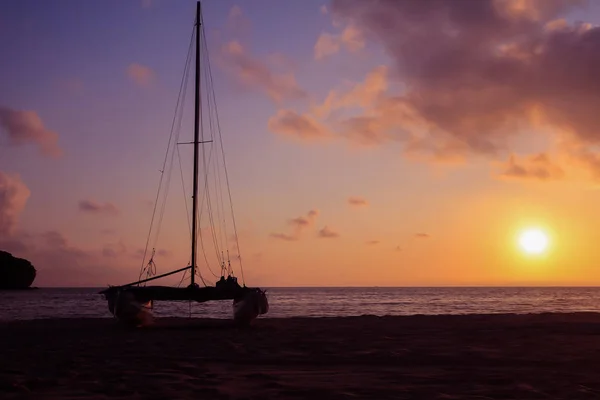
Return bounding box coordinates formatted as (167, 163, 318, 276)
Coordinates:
(203, 48, 228, 261)
(202, 47, 231, 276)
(200, 109, 222, 266)
(178, 268, 188, 288)
(197, 28, 223, 270)
(201, 49, 222, 252)
(198, 213, 219, 279)
(201, 16, 245, 285)
(196, 141, 220, 280)
(194, 202, 210, 284)
(209, 113, 224, 255)
(138, 24, 195, 281)
(202, 116, 222, 265)
(193, 34, 220, 282)
(202, 140, 223, 267)
(197, 206, 219, 280)
(196, 27, 222, 271)
(152, 50, 192, 250)
(176, 145, 192, 241)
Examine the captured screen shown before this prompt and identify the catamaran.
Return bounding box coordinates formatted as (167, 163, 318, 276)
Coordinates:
(100, 1, 269, 326)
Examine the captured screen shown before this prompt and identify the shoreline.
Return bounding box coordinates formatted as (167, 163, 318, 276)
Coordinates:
(3, 310, 600, 323)
(2, 313, 600, 398)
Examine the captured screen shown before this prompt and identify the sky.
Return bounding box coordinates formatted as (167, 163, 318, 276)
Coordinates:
(2, 0, 600, 287)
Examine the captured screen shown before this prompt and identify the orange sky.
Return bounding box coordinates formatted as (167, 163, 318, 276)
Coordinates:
(2, 0, 600, 287)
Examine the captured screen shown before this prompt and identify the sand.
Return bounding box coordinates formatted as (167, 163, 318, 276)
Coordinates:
(2, 313, 600, 399)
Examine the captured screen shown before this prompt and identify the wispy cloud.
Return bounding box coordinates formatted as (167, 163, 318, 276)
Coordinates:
(499, 153, 565, 181)
(78, 200, 119, 216)
(348, 196, 368, 207)
(0, 107, 63, 158)
(141, 0, 154, 9)
(318, 226, 340, 238)
(126, 63, 156, 87)
(270, 209, 319, 241)
(415, 233, 430, 239)
(314, 24, 365, 60)
(269, 232, 298, 242)
(62, 78, 84, 94)
(268, 110, 332, 142)
(220, 40, 306, 103)
(225, 5, 252, 37)
(102, 241, 127, 258)
(0, 172, 30, 237)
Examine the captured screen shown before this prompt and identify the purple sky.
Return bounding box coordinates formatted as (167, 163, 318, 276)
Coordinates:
(2, 0, 600, 287)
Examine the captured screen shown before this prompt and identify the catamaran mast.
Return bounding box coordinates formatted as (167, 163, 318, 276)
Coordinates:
(191, 0, 201, 286)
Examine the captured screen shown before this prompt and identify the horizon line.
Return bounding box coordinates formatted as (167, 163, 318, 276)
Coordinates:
(33, 285, 600, 289)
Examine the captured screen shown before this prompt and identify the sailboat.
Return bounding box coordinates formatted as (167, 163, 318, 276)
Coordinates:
(99, 1, 269, 327)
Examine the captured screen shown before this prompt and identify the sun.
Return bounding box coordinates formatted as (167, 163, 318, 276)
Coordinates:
(518, 228, 549, 255)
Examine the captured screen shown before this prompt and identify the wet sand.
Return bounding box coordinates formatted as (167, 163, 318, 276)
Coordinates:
(2, 313, 600, 399)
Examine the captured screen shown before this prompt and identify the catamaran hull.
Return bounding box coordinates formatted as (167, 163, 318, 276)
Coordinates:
(102, 285, 268, 326)
(105, 290, 154, 327)
(232, 288, 269, 325)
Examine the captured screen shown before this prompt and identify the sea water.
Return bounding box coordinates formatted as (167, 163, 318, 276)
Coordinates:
(1, 287, 600, 321)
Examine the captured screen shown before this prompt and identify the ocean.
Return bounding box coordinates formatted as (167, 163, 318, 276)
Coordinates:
(1, 286, 600, 321)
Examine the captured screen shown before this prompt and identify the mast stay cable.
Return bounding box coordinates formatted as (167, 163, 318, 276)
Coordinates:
(200, 10, 246, 285)
(138, 24, 195, 283)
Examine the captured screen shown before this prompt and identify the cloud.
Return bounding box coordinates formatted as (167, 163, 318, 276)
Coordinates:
(0, 230, 134, 287)
(348, 196, 368, 207)
(270, 209, 319, 241)
(326, 0, 600, 164)
(102, 241, 127, 258)
(220, 40, 307, 103)
(229, 5, 242, 19)
(157, 249, 172, 257)
(268, 66, 392, 144)
(366, 240, 379, 245)
(268, 110, 332, 142)
(321, 5, 328, 15)
(78, 199, 119, 216)
(0, 172, 30, 237)
(567, 145, 600, 181)
(318, 226, 340, 238)
(266, 53, 298, 71)
(133, 247, 170, 259)
(126, 63, 156, 87)
(270, 65, 407, 148)
(314, 24, 365, 60)
(395, 245, 402, 252)
(63, 78, 84, 94)
(315, 65, 389, 117)
(269, 232, 298, 242)
(415, 233, 430, 239)
(141, 0, 153, 9)
(0, 107, 63, 158)
(225, 5, 252, 37)
(314, 33, 341, 60)
(499, 153, 565, 181)
(0, 178, 130, 286)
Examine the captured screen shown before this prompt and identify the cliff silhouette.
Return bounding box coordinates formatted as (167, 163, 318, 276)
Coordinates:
(0, 250, 37, 290)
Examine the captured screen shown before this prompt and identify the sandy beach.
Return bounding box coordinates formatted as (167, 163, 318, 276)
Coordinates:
(2, 313, 600, 399)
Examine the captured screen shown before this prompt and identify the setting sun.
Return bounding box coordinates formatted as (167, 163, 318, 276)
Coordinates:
(518, 228, 549, 255)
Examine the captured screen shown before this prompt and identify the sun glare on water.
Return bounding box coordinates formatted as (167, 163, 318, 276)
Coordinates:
(518, 228, 549, 255)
